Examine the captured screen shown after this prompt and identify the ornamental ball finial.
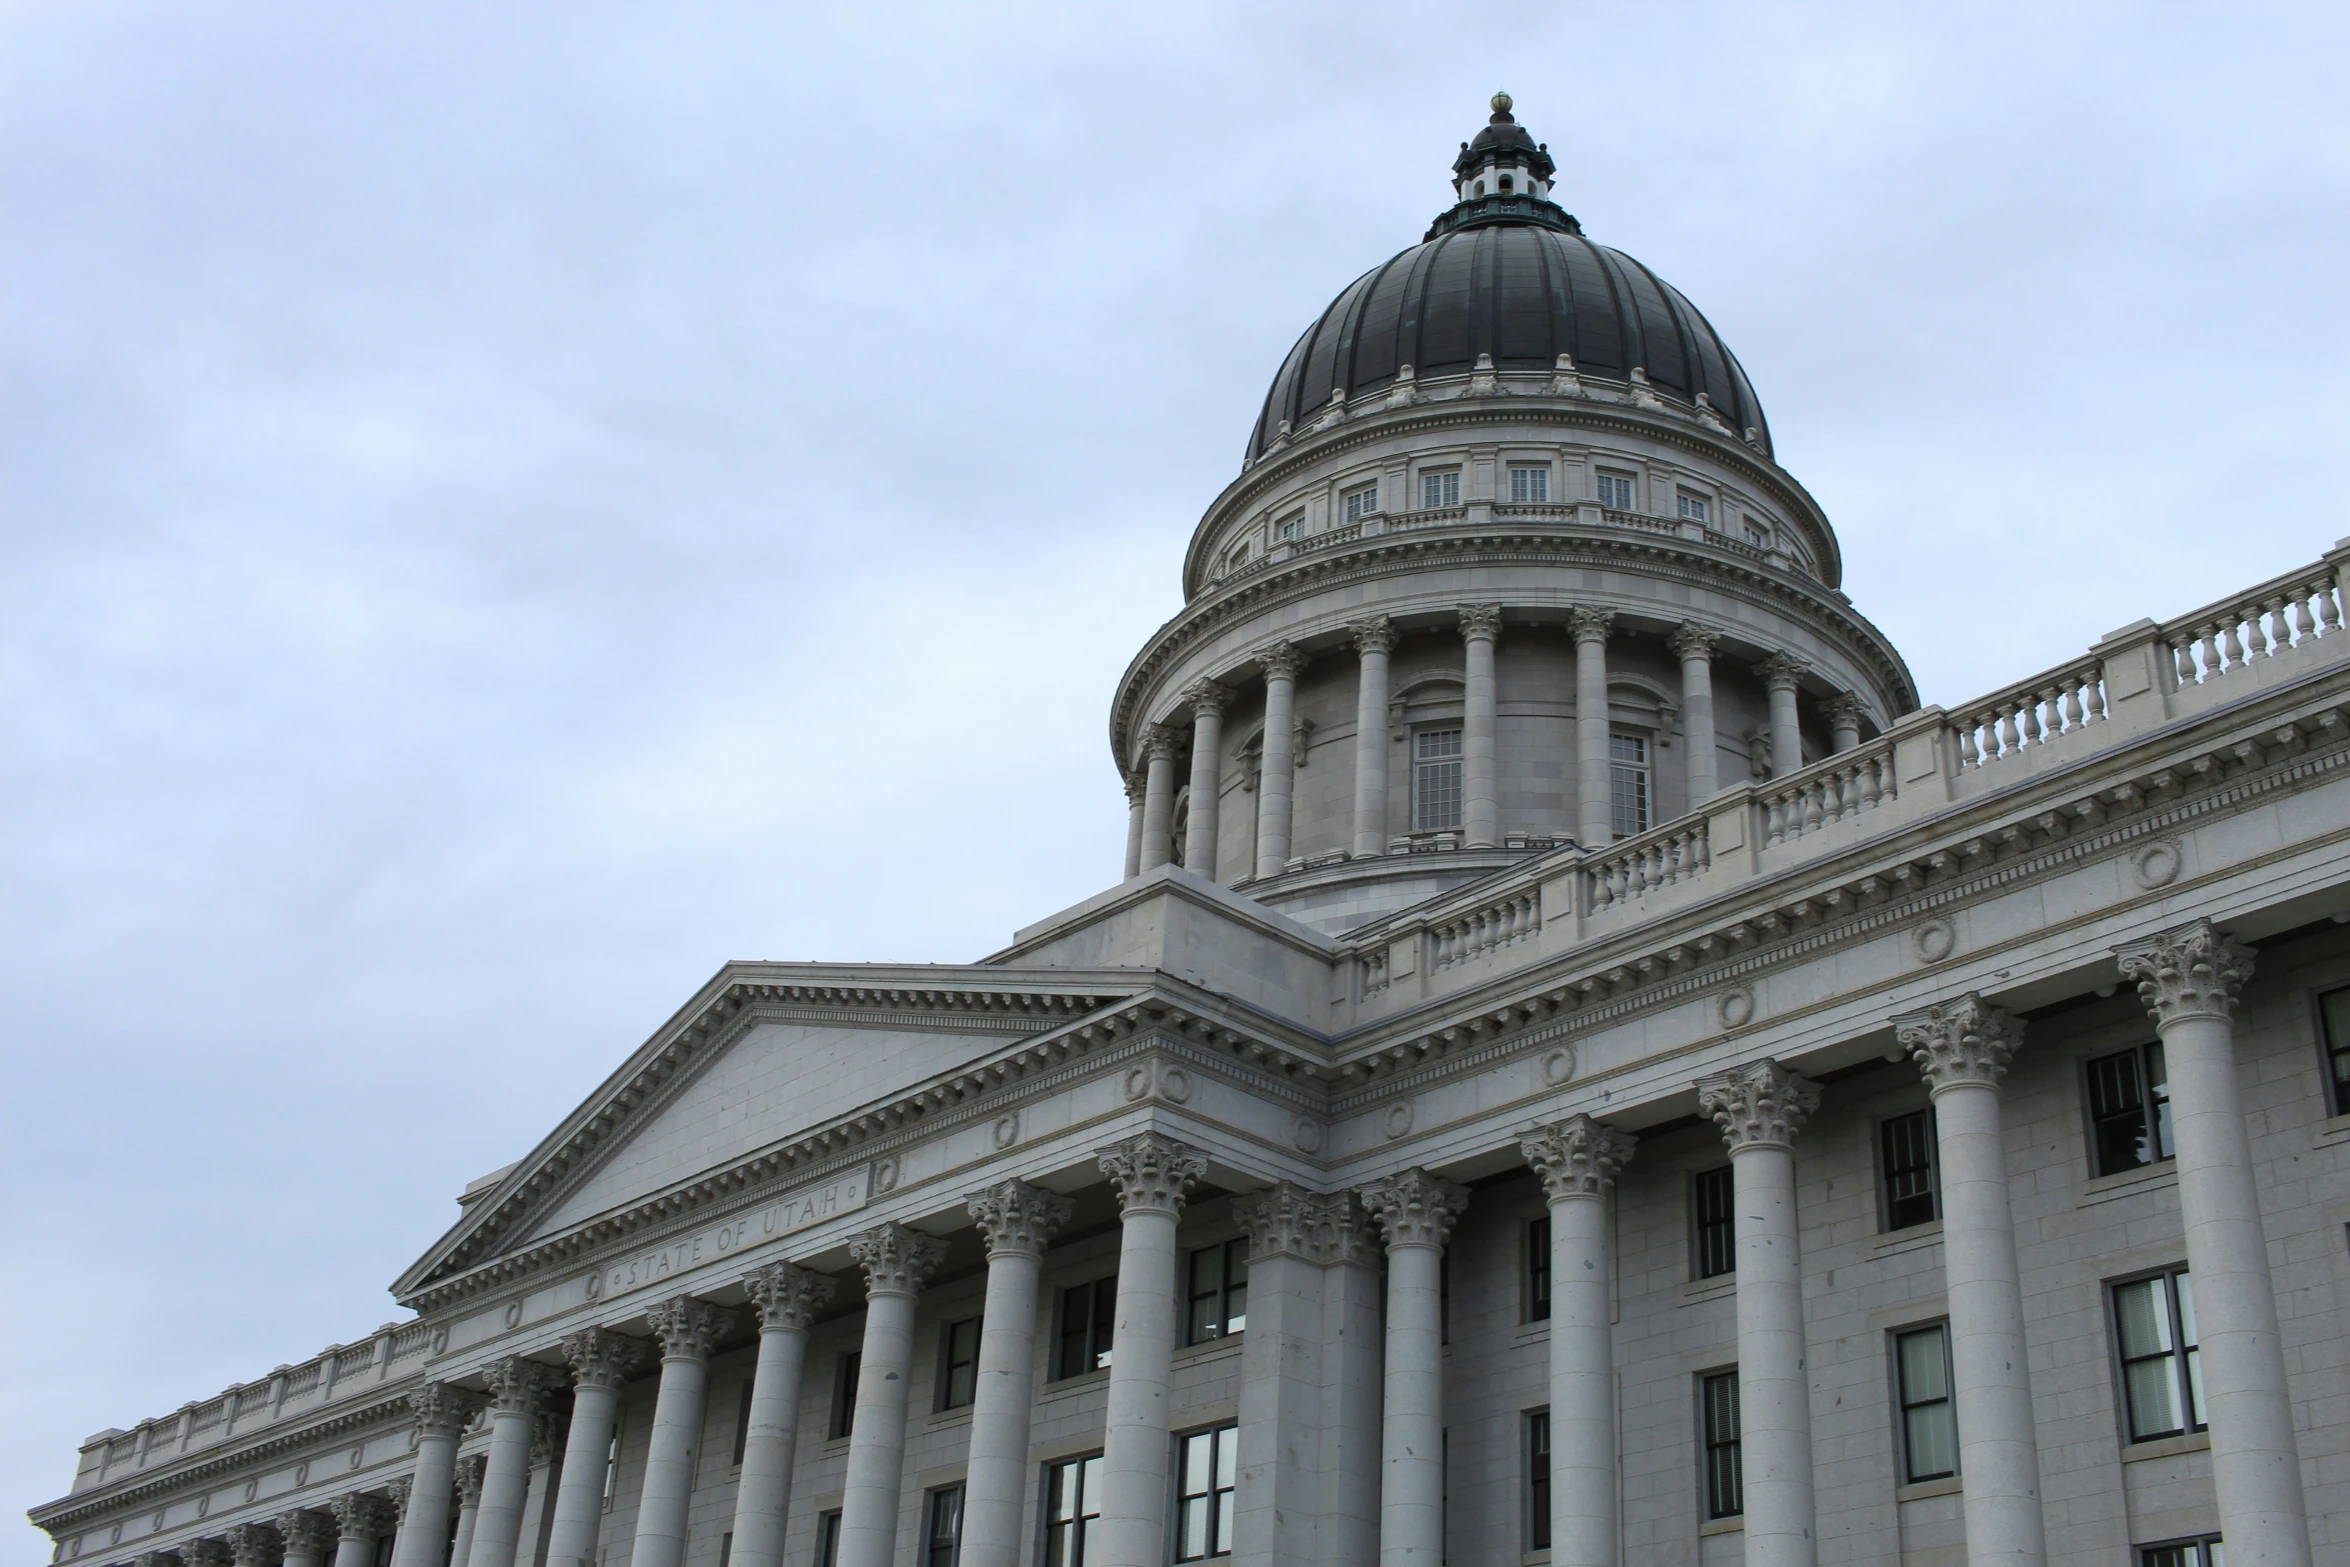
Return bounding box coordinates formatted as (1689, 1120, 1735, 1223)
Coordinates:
(1491, 90, 1512, 115)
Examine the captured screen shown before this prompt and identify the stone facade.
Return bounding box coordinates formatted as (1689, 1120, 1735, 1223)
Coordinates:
(32, 99, 2350, 1567)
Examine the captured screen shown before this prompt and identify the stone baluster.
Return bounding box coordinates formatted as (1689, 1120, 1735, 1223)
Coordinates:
(326, 1494, 393, 1567)
(1351, 617, 1398, 856)
(1121, 771, 1147, 880)
(1823, 694, 1864, 754)
(1255, 643, 1306, 876)
(1138, 727, 1180, 873)
(1896, 995, 2046, 1567)
(2116, 921, 2313, 1567)
(545, 1328, 644, 1567)
(960, 1181, 1075, 1567)
(1569, 608, 1615, 846)
(1095, 1132, 1208, 1567)
(1669, 623, 1719, 805)
(389, 1383, 476, 1567)
(730, 1264, 836, 1567)
(837, 1225, 948, 1567)
(1182, 680, 1230, 878)
(1758, 655, 1807, 779)
(1519, 1117, 1637, 1567)
(1698, 1060, 1821, 1567)
(224, 1523, 282, 1567)
(1229, 1184, 1351, 1567)
(1358, 1168, 1469, 1567)
(1459, 605, 1502, 847)
(448, 1457, 486, 1567)
(275, 1514, 337, 1567)
(628, 1298, 734, 1567)
(467, 1359, 551, 1567)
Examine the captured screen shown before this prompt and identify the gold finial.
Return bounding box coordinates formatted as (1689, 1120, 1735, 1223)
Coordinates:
(1491, 90, 1513, 114)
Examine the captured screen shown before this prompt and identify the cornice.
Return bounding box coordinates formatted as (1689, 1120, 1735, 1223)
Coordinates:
(1114, 524, 1914, 767)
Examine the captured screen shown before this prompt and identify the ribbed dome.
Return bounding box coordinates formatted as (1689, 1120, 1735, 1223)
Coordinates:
(1246, 219, 1772, 463)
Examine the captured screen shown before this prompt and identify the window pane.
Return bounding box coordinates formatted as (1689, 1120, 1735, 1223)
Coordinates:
(2114, 1280, 2173, 1358)
(1904, 1402, 1957, 1481)
(1693, 1166, 1736, 1278)
(2176, 1272, 2202, 1425)
(2088, 1049, 2155, 1174)
(1700, 1372, 1742, 1519)
(2145, 1042, 2173, 1161)
(1527, 1216, 1551, 1321)
(2323, 987, 2350, 1111)
(2124, 1356, 2183, 1439)
(1882, 1110, 1938, 1230)
(1899, 1330, 1950, 1402)
(1224, 1245, 1248, 1335)
(1421, 471, 1460, 508)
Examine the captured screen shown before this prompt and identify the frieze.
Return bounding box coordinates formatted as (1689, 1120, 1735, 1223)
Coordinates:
(581, 1168, 870, 1303)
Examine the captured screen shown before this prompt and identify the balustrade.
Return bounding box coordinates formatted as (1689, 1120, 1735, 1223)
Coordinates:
(1586, 819, 1711, 911)
(1758, 739, 1899, 844)
(1429, 889, 1542, 970)
(1948, 659, 2107, 771)
(2160, 565, 2343, 686)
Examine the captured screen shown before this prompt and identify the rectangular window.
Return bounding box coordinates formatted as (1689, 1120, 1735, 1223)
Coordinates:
(1342, 483, 1378, 524)
(1691, 1166, 1735, 1279)
(1700, 1370, 1742, 1519)
(1412, 728, 1465, 832)
(732, 1379, 755, 1465)
(1275, 511, 1304, 543)
(1676, 491, 1710, 524)
(1055, 1277, 1117, 1379)
(1042, 1454, 1104, 1567)
(1595, 470, 1635, 510)
(1880, 1109, 1939, 1231)
(1742, 516, 1770, 546)
(829, 1352, 861, 1440)
(815, 1510, 843, 1567)
(1508, 465, 1549, 503)
(720, 1534, 733, 1567)
(603, 1422, 621, 1506)
(2086, 1041, 2173, 1175)
(1525, 1216, 1551, 1323)
(2139, 1538, 2225, 1567)
(2114, 1268, 2203, 1441)
(937, 1317, 981, 1411)
(1608, 732, 1650, 837)
(923, 1486, 964, 1567)
(1223, 541, 1249, 571)
(1525, 1409, 1551, 1551)
(2320, 985, 2350, 1114)
(1895, 1324, 1958, 1482)
(1420, 469, 1460, 509)
(1173, 1424, 1239, 1561)
(1185, 1239, 1249, 1344)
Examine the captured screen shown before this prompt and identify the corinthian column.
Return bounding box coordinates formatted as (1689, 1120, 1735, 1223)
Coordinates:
(729, 1264, 835, 1567)
(1896, 995, 2045, 1567)
(1823, 694, 1865, 755)
(1255, 644, 1306, 877)
(1669, 623, 1719, 805)
(1757, 655, 1807, 779)
(467, 1359, 551, 1567)
(2117, 921, 2311, 1567)
(1520, 1117, 1636, 1567)
(1182, 680, 1231, 878)
(327, 1494, 394, 1567)
(1351, 617, 1397, 856)
(1459, 605, 1502, 847)
(276, 1513, 337, 1567)
(961, 1181, 1075, 1567)
(1095, 1132, 1208, 1567)
(448, 1457, 485, 1567)
(1122, 771, 1147, 880)
(1138, 726, 1180, 873)
(1229, 1184, 1353, 1567)
(389, 1383, 476, 1567)
(225, 1523, 282, 1567)
(1698, 1060, 1821, 1567)
(1358, 1168, 1469, 1567)
(838, 1224, 949, 1567)
(545, 1328, 643, 1567)
(628, 1298, 735, 1567)
(1569, 608, 1615, 845)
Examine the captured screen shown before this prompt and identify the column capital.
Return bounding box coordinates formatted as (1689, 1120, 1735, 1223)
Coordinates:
(530, 1410, 567, 1468)
(743, 1260, 837, 1332)
(1567, 606, 1615, 644)
(327, 1494, 393, 1543)
(964, 1178, 1074, 1258)
(407, 1381, 481, 1437)
(848, 1221, 949, 1298)
(1755, 651, 1809, 692)
(1095, 1130, 1208, 1218)
(273, 1513, 337, 1562)
(182, 1541, 233, 1567)
(1519, 1114, 1637, 1200)
(560, 1325, 645, 1391)
(136, 1552, 179, 1567)
(1699, 1059, 1821, 1151)
(1896, 992, 2023, 1092)
(1357, 1167, 1469, 1251)
(1123, 770, 1147, 805)
(1667, 621, 1719, 662)
(453, 1453, 488, 1506)
(1180, 678, 1231, 718)
(1457, 603, 1503, 640)
(645, 1295, 735, 1361)
(480, 1355, 557, 1415)
(1822, 692, 1868, 729)
(1142, 724, 1182, 763)
(383, 1476, 413, 1517)
(1258, 640, 1307, 682)
(2116, 918, 2256, 1027)
(224, 1523, 282, 1567)
(1349, 614, 1397, 656)
(1232, 1182, 1371, 1265)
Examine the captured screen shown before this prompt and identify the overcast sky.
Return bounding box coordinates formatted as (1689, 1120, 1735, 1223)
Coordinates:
(7, 1, 2350, 1555)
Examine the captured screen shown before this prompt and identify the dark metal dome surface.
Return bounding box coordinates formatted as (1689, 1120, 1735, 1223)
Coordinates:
(1246, 219, 1773, 463)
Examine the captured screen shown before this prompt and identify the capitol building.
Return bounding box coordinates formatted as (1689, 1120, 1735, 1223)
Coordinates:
(33, 96, 2350, 1567)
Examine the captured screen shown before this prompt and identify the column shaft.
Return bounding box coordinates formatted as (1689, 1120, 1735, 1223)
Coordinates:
(730, 1322, 815, 1567)
(1182, 686, 1227, 877)
(1322, 1253, 1383, 1567)
(467, 1407, 538, 1567)
(1351, 620, 1395, 856)
(961, 1183, 1069, 1567)
(1254, 649, 1302, 877)
(838, 1228, 944, 1567)
(1139, 734, 1177, 872)
(1460, 608, 1500, 847)
(1122, 775, 1146, 880)
(633, 1298, 731, 1567)
(1672, 626, 1718, 805)
(1548, 1196, 1615, 1566)
(449, 1464, 484, 1567)
(1732, 1142, 1813, 1567)
(1099, 1208, 1182, 1567)
(1571, 611, 1613, 846)
(1378, 1243, 1443, 1567)
(1761, 656, 1805, 779)
(390, 1388, 471, 1567)
(545, 1384, 620, 1567)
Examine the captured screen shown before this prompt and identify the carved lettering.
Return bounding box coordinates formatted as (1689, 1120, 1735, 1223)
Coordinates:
(593, 1168, 868, 1302)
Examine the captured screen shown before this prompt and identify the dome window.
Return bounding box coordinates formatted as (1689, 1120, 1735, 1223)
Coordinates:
(1508, 464, 1550, 503)
(1275, 511, 1305, 543)
(1412, 728, 1465, 832)
(1743, 516, 1771, 547)
(1609, 732, 1652, 837)
(1499, 174, 1514, 193)
(1420, 469, 1461, 509)
(1676, 492, 1711, 526)
(1594, 470, 1636, 510)
(1342, 482, 1380, 525)
(1473, 179, 1485, 197)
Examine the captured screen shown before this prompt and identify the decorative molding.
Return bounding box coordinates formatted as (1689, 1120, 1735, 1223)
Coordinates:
(1096, 1131, 1207, 1218)
(1567, 606, 1615, 644)
(1143, 724, 1182, 763)
(528, 1410, 566, 1469)
(1258, 641, 1307, 683)
(1896, 993, 2023, 1093)
(1912, 917, 1957, 965)
(743, 1261, 835, 1333)
(847, 1223, 947, 1299)
(1823, 693, 1868, 729)
(479, 1358, 554, 1416)
(1519, 1115, 1637, 1201)
(1756, 652, 1809, 692)
(2130, 837, 2183, 889)
(1180, 678, 1231, 718)
(559, 1328, 643, 1392)
(183, 1541, 233, 1567)
(1358, 1167, 1468, 1250)
(964, 1179, 1073, 1259)
(645, 1297, 733, 1362)
(452, 1455, 487, 1506)
(1457, 603, 1503, 640)
(2117, 917, 2255, 1027)
(1699, 1060, 1821, 1152)
(223, 1523, 282, 1567)
(1667, 621, 1719, 662)
(1233, 1183, 1369, 1264)
(327, 1493, 393, 1544)
(1349, 614, 1398, 656)
(406, 1384, 477, 1440)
